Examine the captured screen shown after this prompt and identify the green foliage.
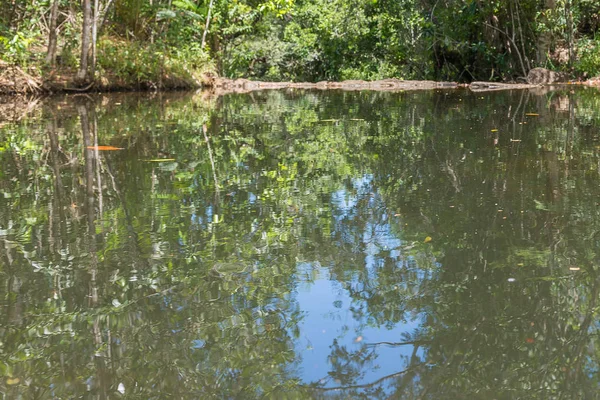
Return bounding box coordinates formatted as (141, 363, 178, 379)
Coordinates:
(574, 37, 600, 77)
(0, 31, 37, 64)
(0, 0, 600, 86)
(96, 38, 214, 87)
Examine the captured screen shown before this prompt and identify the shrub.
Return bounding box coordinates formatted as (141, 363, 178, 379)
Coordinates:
(96, 38, 214, 89)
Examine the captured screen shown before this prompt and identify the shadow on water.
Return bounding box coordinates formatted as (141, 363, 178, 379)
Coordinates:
(1, 87, 600, 398)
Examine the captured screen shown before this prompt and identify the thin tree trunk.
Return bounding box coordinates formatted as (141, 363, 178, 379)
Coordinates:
(45, 0, 60, 65)
(91, 0, 99, 79)
(566, 0, 574, 68)
(77, 0, 93, 82)
(513, 0, 531, 72)
(201, 0, 215, 49)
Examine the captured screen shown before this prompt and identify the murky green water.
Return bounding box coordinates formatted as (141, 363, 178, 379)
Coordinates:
(1, 87, 600, 399)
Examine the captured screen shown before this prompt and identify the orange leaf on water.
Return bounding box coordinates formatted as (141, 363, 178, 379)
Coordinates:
(87, 145, 124, 151)
(526, 338, 535, 344)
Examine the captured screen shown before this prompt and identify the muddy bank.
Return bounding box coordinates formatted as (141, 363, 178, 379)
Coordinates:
(0, 64, 205, 96)
(2, 62, 600, 97)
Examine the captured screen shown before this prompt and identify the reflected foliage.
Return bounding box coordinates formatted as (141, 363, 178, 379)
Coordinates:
(1, 88, 600, 398)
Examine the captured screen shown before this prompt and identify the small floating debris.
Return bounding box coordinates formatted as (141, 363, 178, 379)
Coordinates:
(491, 129, 498, 132)
(86, 145, 123, 151)
(510, 139, 522, 142)
(6, 377, 19, 385)
(144, 158, 176, 162)
(424, 236, 433, 243)
(507, 278, 516, 282)
(525, 113, 539, 116)
(569, 267, 581, 271)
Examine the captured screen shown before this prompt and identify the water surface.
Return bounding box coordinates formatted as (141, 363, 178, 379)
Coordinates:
(1, 87, 600, 399)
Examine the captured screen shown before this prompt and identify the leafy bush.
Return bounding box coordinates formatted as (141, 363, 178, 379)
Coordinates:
(574, 37, 600, 78)
(97, 38, 214, 88)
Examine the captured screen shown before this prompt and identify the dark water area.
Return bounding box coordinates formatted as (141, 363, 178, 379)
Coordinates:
(1, 87, 600, 399)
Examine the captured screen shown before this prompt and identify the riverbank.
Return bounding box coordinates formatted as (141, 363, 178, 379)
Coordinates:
(3, 64, 600, 97)
(0, 62, 210, 95)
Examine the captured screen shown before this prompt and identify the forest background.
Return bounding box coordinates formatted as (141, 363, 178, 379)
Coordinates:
(0, 0, 599, 91)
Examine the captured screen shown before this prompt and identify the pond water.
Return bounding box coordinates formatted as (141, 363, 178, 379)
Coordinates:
(1, 87, 600, 399)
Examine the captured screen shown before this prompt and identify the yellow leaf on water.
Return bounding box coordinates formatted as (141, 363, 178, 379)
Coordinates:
(424, 236, 432, 243)
(525, 113, 539, 116)
(490, 129, 498, 132)
(6, 377, 19, 385)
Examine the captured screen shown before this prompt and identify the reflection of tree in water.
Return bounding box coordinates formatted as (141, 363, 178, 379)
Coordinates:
(306, 89, 600, 398)
(0, 89, 600, 398)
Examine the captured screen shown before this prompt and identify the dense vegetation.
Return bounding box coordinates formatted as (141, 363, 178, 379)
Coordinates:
(1, 1, 600, 88)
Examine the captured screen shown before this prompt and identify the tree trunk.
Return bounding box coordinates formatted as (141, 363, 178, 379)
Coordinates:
(201, 0, 215, 49)
(536, 0, 556, 66)
(77, 0, 93, 82)
(45, 0, 60, 66)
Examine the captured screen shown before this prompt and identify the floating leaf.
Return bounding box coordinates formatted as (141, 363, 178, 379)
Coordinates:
(87, 146, 124, 151)
(145, 159, 176, 162)
(534, 200, 549, 211)
(6, 377, 19, 385)
(526, 338, 535, 344)
(424, 236, 432, 243)
(525, 113, 539, 116)
(490, 129, 498, 132)
(158, 162, 178, 172)
(569, 267, 581, 271)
